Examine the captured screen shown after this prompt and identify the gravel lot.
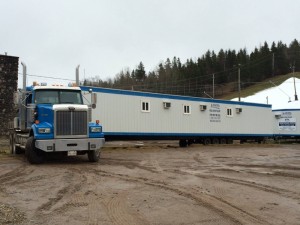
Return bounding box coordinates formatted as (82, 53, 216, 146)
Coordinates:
(0, 141, 300, 225)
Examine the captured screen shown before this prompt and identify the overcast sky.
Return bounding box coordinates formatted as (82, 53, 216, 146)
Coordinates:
(1, 0, 299, 86)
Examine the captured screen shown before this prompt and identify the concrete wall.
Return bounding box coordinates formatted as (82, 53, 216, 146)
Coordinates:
(0, 54, 19, 136)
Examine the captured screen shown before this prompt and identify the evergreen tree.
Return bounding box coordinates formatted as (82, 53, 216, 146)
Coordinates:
(260, 42, 272, 79)
(135, 62, 146, 82)
(276, 41, 289, 75)
(288, 39, 300, 72)
(84, 39, 299, 98)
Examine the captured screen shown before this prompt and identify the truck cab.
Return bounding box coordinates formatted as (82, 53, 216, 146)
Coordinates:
(10, 83, 105, 164)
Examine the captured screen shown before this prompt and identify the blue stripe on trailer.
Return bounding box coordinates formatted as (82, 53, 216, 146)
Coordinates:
(272, 109, 300, 112)
(274, 134, 300, 137)
(104, 132, 273, 138)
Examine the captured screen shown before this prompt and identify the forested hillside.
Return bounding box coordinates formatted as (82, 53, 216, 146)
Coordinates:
(83, 39, 300, 99)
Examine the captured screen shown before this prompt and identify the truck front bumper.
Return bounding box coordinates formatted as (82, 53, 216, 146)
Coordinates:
(35, 138, 105, 152)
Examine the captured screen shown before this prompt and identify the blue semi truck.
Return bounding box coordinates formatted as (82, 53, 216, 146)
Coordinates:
(9, 63, 105, 164)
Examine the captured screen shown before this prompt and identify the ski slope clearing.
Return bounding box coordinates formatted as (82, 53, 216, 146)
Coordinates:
(232, 77, 300, 110)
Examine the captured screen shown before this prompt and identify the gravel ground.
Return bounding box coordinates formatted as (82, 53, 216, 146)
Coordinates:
(0, 141, 300, 225)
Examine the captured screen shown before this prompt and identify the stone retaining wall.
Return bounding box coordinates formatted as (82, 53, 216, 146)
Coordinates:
(0, 54, 19, 137)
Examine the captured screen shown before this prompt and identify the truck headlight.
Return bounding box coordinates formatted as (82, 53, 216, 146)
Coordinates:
(90, 127, 102, 133)
(38, 128, 51, 133)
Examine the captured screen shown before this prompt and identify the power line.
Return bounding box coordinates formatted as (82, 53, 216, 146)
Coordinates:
(18, 73, 75, 81)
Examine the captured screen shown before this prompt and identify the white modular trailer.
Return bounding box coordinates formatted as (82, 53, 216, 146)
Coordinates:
(273, 109, 300, 139)
(81, 86, 273, 144)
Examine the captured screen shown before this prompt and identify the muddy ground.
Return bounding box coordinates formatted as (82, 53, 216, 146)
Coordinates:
(0, 141, 300, 225)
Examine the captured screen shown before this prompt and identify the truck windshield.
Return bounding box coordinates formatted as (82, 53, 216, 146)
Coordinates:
(34, 90, 83, 104)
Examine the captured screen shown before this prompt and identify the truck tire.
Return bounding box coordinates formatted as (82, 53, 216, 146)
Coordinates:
(10, 133, 22, 155)
(88, 149, 101, 162)
(179, 139, 188, 148)
(25, 136, 44, 164)
(203, 138, 211, 145)
(212, 138, 219, 145)
(220, 138, 227, 144)
(227, 138, 233, 144)
(188, 139, 195, 146)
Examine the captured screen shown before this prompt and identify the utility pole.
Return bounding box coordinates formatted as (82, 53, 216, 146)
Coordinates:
(212, 73, 215, 98)
(20, 62, 27, 131)
(238, 65, 241, 101)
(291, 61, 298, 101)
(272, 53, 275, 76)
(75, 65, 80, 86)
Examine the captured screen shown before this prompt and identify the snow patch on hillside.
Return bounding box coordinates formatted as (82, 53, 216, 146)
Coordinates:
(232, 77, 300, 110)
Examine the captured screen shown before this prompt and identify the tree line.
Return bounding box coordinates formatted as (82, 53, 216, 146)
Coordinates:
(83, 39, 300, 98)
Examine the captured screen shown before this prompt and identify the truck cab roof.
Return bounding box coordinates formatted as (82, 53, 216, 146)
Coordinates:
(27, 85, 81, 92)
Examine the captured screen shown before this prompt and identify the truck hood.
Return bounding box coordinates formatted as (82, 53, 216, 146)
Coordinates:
(36, 104, 88, 124)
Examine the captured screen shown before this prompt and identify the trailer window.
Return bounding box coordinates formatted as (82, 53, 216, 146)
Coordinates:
(141, 101, 150, 112)
(183, 105, 191, 114)
(227, 108, 233, 117)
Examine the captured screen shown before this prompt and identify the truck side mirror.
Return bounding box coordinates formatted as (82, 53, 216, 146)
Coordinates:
(91, 93, 97, 109)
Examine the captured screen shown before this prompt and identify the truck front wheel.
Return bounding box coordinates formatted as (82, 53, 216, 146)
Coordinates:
(88, 149, 101, 162)
(25, 136, 44, 164)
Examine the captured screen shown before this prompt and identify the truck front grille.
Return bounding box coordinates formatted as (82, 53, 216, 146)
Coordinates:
(56, 111, 88, 137)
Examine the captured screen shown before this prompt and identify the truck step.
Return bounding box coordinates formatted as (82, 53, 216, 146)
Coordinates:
(15, 144, 26, 149)
(18, 134, 29, 138)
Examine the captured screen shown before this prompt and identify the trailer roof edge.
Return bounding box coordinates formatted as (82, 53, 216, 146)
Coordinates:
(80, 86, 272, 108)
